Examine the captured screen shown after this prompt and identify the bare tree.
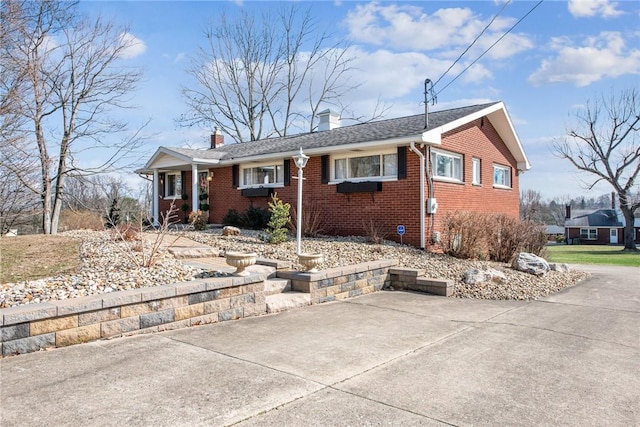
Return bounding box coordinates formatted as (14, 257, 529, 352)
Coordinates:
(1, 0, 148, 234)
(181, 5, 383, 143)
(554, 88, 640, 250)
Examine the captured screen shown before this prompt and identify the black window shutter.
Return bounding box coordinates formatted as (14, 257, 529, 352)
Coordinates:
(159, 173, 165, 197)
(181, 171, 187, 195)
(397, 146, 407, 179)
(232, 164, 239, 188)
(321, 155, 330, 183)
(284, 159, 291, 186)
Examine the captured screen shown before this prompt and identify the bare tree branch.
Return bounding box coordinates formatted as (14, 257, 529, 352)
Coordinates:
(553, 88, 640, 250)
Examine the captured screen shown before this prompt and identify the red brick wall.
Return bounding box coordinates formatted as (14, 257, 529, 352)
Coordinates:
(158, 118, 521, 247)
(158, 172, 193, 224)
(429, 119, 520, 237)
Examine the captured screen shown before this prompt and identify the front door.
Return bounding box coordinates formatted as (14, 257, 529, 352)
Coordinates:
(610, 228, 618, 244)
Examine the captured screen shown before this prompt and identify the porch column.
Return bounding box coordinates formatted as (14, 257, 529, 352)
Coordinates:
(152, 169, 159, 226)
(192, 164, 199, 212)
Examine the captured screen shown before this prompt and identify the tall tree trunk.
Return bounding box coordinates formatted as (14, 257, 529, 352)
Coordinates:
(619, 202, 637, 251)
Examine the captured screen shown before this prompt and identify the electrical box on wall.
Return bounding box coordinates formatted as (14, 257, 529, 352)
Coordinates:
(427, 198, 438, 214)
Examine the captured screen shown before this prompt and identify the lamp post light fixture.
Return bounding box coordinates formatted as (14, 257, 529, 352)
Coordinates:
(292, 147, 309, 255)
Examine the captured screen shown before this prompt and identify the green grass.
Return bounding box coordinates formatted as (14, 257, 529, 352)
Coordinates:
(546, 244, 640, 267)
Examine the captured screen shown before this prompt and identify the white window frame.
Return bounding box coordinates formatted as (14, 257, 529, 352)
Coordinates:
(330, 149, 398, 183)
(493, 164, 512, 189)
(472, 157, 481, 185)
(431, 148, 463, 183)
(240, 162, 284, 189)
(580, 228, 597, 240)
(165, 172, 182, 199)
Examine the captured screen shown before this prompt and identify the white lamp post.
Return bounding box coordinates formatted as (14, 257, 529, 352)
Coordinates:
(292, 147, 309, 255)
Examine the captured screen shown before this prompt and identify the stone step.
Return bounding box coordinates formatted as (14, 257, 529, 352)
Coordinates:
(168, 246, 220, 259)
(264, 278, 291, 295)
(266, 292, 311, 314)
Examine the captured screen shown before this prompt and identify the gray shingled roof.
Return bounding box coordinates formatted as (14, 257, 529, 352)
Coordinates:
(165, 102, 499, 162)
(565, 209, 624, 227)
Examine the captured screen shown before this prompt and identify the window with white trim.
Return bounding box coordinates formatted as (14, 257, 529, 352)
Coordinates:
(580, 228, 597, 240)
(431, 149, 463, 182)
(166, 172, 182, 198)
(241, 163, 283, 187)
(493, 164, 512, 188)
(332, 151, 397, 181)
(472, 158, 481, 185)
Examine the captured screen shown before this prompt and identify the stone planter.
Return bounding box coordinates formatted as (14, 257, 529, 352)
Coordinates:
(298, 253, 323, 273)
(225, 252, 257, 276)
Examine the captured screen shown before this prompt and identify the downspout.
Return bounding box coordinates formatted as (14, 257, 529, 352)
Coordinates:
(409, 142, 425, 249)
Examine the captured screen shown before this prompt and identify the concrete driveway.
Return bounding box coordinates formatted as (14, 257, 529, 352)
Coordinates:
(1, 264, 638, 426)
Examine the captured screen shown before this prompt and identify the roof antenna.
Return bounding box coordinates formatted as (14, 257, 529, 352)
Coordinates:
(423, 78, 437, 129)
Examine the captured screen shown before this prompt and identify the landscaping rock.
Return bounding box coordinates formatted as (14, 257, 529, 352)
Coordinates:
(463, 267, 507, 285)
(222, 226, 241, 236)
(512, 252, 549, 276)
(549, 263, 571, 273)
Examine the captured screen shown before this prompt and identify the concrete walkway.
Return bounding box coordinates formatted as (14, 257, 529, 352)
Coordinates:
(1, 265, 638, 426)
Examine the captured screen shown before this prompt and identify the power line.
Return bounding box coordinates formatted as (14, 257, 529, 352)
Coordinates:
(432, 0, 512, 90)
(435, 0, 544, 98)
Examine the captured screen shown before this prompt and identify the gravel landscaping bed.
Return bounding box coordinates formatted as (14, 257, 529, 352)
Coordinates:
(0, 229, 590, 308)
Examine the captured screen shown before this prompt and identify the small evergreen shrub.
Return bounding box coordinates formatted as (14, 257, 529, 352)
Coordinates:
(264, 193, 291, 244)
(104, 199, 121, 228)
(243, 205, 270, 229)
(222, 209, 243, 227)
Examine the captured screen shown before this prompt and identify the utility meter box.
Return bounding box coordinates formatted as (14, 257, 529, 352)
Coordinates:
(427, 198, 438, 214)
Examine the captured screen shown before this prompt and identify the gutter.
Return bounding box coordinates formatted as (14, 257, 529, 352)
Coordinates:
(409, 142, 426, 249)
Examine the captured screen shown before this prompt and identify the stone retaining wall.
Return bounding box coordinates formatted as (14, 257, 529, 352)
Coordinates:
(277, 260, 397, 303)
(1, 260, 453, 357)
(0, 275, 266, 358)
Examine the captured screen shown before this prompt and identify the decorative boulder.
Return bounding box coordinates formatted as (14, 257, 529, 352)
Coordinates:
(549, 263, 571, 273)
(463, 267, 507, 285)
(222, 226, 241, 236)
(512, 252, 549, 276)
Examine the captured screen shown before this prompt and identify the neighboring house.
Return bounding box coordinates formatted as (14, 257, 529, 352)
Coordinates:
(545, 225, 565, 241)
(137, 102, 530, 248)
(564, 208, 640, 245)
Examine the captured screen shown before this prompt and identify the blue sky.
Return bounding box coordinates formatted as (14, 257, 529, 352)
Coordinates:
(79, 0, 640, 201)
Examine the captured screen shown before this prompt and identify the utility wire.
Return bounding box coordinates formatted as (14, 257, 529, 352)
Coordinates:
(435, 0, 544, 98)
(432, 0, 512, 90)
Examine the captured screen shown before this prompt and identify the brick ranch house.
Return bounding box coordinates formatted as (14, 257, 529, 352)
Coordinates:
(137, 102, 531, 248)
(564, 207, 640, 245)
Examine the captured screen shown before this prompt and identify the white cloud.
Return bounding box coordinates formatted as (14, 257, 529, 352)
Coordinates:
(118, 33, 146, 59)
(528, 32, 640, 86)
(567, 0, 623, 18)
(343, 2, 533, 60)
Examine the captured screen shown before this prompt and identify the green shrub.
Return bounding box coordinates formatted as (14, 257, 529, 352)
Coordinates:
(104, 199, 121, 228)
(222, 209, 243, 227)
(243, 205, 270, 229)
(264, 193, 291, 244)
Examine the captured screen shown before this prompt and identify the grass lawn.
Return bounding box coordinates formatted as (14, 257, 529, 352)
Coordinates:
(0, 235, 82, 283)
(546, 244, 640, 267)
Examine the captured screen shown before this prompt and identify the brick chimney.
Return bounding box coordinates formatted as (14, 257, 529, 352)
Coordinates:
(210, 127, 224, 149)
(611, 192, 616, 209)
(565, 204, 571, 219)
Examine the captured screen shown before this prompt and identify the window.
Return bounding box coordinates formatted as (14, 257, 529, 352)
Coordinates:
(241, 163, 283, 187)
(166, 172, 182, 197)
(580, 228, 597, 240)
(332, 152, 397, 181)
(493, 164, 512, 188)
(431, 149, 463, 182)
(472, 158, 481, 185)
